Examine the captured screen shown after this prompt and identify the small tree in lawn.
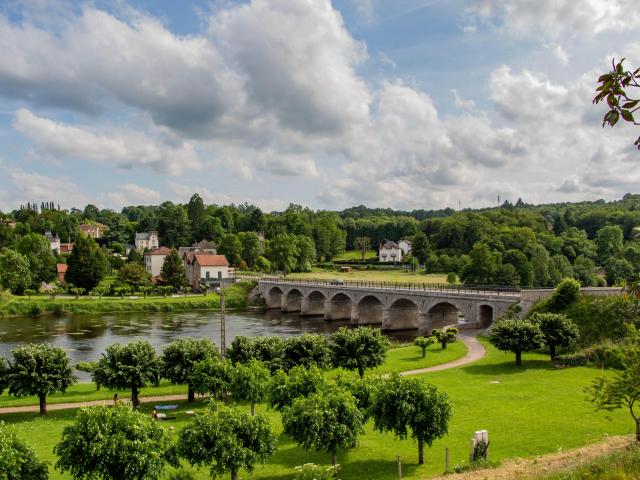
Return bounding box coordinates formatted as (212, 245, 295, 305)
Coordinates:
(48, 287, 63, 300)
(162, 337, 219, 402)
(159, 285, 173, 298)
(70, 287, 85, 300)
(371, 373, 452, 465)
(161, 248, 188, 291)
(431, 327, 458, 349)
(191, 358, 232, 401)
(489, 319, 543, 366)
(55, 404, 172, 480)
(530, 312, 579, 360)
(268, 365, 326, 411)
(6, 343, 76, 414)
(586, 326, 640, 443)
(282, 386, 364, 466)
(174, 402, 277, 480)
(0, 422, 48, 480)
(24, 288, 35, 300)
(230, 359, 270, 416)
(91, 340, 160, 407)
(283, 333, 332, 370)
(330, 326, 390, 378)
(91, 286, 108, 298)
(334, 372, 382, 422)
(414, 336, 435, 358)
(140, 285, 153, 298)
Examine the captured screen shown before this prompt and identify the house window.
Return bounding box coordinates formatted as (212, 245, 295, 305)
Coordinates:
(206, 271, 210, 279)
(218, 271, 222, 280)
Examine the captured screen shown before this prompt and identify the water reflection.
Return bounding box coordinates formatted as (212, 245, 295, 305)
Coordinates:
(0, 310, 419, 380)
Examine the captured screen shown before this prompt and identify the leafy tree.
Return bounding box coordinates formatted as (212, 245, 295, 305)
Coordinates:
(6, 343, 76, 414)
(238, 231, 262, 267)
(294, 234, 316, 272)
(91, 341, 160, 406)
(503, 249, 534, 287)
(586, 326, 640, 442)
(254, 255, 271, 272)
(431, 327, 458, 349)
(354, 236, 371, 261)
(65, 235, 108, 291)
(0, 248, 32, 294)
(218, 233, 242, 266)
(191, 358, 232, 401)
(573, 255, 597, 286)
(229, 359, 270, 416)
(489, 319, 543, 365)
(70, 287, 85, 300)
(414, 336, 435, 358)
(596, 225, 624, 262)
(161, 338, 219, 402)
(282, 387, 364, 466)
(157, 201, 190, 247)
(495, 263, 520, 287)
(160, 248, 188, 290)
(605, 257, 636, 286)
(313, 215, 346, 261)
(268, 365, 326, 411)
(548, 254, 573, 286)
(461, 242, 499, 285)
(175, 402, 277, 480)
(593, 58, 640, 150)
(370, 374, 452, 464)
(283, 334, 332, 370)
(0, 422, 48, 480)
(334, 372, 382, 421)
(55, 404, 171, 480)
(411, 232, 430, 264)
(446, 272, 457, 284)
(118, 262, 152, 290)
(330, 326, 389, 378)
(530, 244, 550, 287)
(548, 277, 581, 311)
(16, 233, 56, 287)
(127, 248, 144, 266)
(530, 313, 579, 360)
(267, 233, 299, 274)
(187, 193, 206, 242)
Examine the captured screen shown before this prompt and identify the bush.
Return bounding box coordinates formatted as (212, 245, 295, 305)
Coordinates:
(548, 278, 581, 311)
(27, 304, 42, 318)
(293, 463, 340, 480)
(51, 304, 66, 317)
(555, 342, 624, 369)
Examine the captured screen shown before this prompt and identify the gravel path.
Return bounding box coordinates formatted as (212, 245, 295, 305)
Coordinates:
(0, 330, 487, 414)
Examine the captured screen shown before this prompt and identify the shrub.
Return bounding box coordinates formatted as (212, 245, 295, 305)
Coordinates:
(293, 463, 340, 480)
(548, 278, 581, 311)
(27, 304, 42, 318)
(51, 304, 66, 317)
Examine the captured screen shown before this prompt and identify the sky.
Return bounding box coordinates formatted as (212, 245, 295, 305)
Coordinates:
(0, 0, 638, 213)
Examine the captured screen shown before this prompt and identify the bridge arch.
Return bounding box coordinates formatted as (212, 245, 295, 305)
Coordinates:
(356, 295, 384, 325)
(285, 288, 303, 312)
(427, 302, 462, 330)
(479, 304, 494, 328)
(386, 298, 419, 331)
(329, 292, 352, 321)
(303, 290, 327, 316)
(267, 286, 283, 309)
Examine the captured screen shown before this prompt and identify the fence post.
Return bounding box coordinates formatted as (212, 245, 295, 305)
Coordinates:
(446, 447, 449, 471)
(397, 455, 402, 479)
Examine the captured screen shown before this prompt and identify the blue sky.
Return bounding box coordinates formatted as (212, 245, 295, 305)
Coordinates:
(0, 0, 638, 212)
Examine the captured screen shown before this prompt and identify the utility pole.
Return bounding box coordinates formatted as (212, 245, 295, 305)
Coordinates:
(217, 286, 226, 356)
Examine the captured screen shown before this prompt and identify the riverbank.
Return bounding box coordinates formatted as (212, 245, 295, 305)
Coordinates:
(0, 281, 255, 318)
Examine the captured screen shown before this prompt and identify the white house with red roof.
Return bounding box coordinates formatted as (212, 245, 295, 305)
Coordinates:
(144, 246, 172, 277)
(184, 253, 231, 290)
(379, 240, 403, 263)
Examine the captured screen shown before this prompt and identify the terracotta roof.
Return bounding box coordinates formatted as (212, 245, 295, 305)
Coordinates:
(146, 247, 172, 256)
(56, 264, 68, 273)
(194, 254, 229, 267)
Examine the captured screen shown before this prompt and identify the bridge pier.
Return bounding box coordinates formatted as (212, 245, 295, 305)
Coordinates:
(381, 308, 391, 330)
(350, 308, 359, 325)
(418, 313, 431, 336)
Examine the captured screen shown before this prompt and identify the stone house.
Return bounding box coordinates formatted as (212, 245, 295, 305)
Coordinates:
(144, 246, 172, 278)
(135, 231, 159, 251)
(183, 253, 230, 290)
(379, 240, 403, 263)
(79, 223, 105, 239)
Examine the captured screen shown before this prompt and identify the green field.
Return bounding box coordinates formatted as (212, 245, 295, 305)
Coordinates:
(3, 339, 633, 480)
(332, 249, 378, 261)
(289, 269, 449, 284)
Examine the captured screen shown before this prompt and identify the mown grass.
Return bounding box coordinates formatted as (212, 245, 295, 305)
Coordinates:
(289, 269, 449, 284)
(332, 250, 378, 261)
(538, 446, 640, 479)
(4, 339, 633, 480)
(0, 341, 468, 407)
(0, 282, 254, 318)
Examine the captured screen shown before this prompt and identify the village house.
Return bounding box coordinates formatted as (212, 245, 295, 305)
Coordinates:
(79, 223, 105, 239)
(398, 239, 413, 256)
(135, 231, 159, 251)
(379, 240, 403, 263)
(45, 230, 61, 254)
(178, 240, 217, 257)
(183, 253, 231, 290)
(144, 246, 172, 278)
(56, 263, 67, 283)
(60, 243, 73, 254)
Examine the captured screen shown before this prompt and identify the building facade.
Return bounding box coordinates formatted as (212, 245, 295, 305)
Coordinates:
(135, 231, 159, 251)
(184, 253, 230, 290)
(379, 240, 403, 263)
(79, 223, 105, 239)
(144, 246, 172, 277)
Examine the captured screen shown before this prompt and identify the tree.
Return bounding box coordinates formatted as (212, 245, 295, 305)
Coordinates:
(412, 232, 430, 264)
(530, 312, 579, 360)
(229, 359, 270, 416)
(0, 248, 32, 294)
(354, 236, 371, 261)
(605, 257, 636, 286)
(586, 326, 640, 442)
(118, 263, 151, 290)
(573, 255, 597, 287)
(414, 336, 435, 357)
(282, 387, 364, 466)
(127, 248, 144, 266)
(489, 319, 543, 366)
(446, 272, 457, 284)
(268, 365, 326, 411)
(593, 58, 640, 150)
(65, 235, 108, 291)
(495, 263, 520, 287)
(91, 341, 160, 406)
(371, 374, 452, 464)
(548, 277, 581, 311)
(55, 404, 172, 480)
(187, 193, 206, 242)
(161, 337, 219, 402)
(16, 233, 56, 287)
(283, 334, 332, 370)
(174, 402, 277, 480)
(330, 326, 390, 378)
(157, 201, 190, 247)
(294, 234, 316, 272)
(70, 287, 85, 300)
(160, 248, 188, 290)
(6, 343, 76, 414)
(0, 422, 48, 480)
(461, 242, 499, 285)
(238, 231, 262, 267)
(191, 358, 232, 401)
(596, 225, 624, 262)
(431, 327, 458, 349)
(219, 233, 242, 265)
(267, 233, 298, 274)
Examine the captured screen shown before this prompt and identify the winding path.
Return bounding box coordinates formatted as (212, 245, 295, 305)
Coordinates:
(0, 330, 487, 415)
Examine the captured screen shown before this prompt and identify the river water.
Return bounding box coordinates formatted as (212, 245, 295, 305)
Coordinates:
(0, 310, 419, 380)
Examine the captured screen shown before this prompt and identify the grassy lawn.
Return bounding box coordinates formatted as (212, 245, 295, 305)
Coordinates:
(289, 269, 449, 284)
(3, 339, 633, 480)
(332, 249, 378, 261)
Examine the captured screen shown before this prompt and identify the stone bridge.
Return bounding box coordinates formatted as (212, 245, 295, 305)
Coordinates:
(257, 278, 522, 335)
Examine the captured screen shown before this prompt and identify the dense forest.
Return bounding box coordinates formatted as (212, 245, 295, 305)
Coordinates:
(3, 193, 640, 292)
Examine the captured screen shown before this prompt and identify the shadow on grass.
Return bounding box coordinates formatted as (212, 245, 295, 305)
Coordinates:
(461, 359, 555, 376)
(258, 458, 421, 480)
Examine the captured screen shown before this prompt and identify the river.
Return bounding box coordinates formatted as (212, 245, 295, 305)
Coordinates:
(0, 310, 419, 380)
